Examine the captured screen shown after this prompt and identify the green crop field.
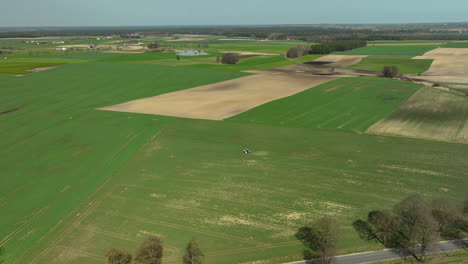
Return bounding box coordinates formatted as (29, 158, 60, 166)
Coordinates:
(348, 55, 434, 74)
(334, 45, 440, 56)
(443, 42, 468, 48)
(8, 115, 467, 264)
(228, 77, 422, 131)
(191, 54, 323, 71)
(160, 40, 314, 55)
(367, 40, 448, 44)
(1, 38, 467, 264)
(0, 57, 91, 75)
(0, 62, 247, 263)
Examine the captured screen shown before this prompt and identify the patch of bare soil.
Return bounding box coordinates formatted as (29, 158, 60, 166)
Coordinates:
(102, 50, 145, 54)
(412, 48, 468, 84)
(218, 38, 252, 41)
(313, 55, 367, 66)
(247, 62, 376, 77)
(118, 46, 147, 51)
(166, 38, 206, 42)
(99, 73, 336, 120)
(223, 51, 276, 56)
(367, 87, 468, 144)
(58, 44, 92, 48)
(29, 66, 57, 72)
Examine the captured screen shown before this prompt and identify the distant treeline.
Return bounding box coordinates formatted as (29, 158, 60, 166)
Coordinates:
(2, 24, 468, 40)
(309, 40, 367, 54)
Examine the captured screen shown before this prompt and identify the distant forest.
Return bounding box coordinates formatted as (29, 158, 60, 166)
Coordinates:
(1, 23, 468, 40)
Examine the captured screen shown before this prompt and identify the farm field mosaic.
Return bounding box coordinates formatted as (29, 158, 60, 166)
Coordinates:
(1, 36, 468, 264)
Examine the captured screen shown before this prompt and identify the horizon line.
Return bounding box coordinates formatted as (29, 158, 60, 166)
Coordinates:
(1, 21, 468, 29)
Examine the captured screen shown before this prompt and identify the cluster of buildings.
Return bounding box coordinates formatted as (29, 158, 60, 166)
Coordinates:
(25, 40, 65, 45)
(95, 33, 145, 40)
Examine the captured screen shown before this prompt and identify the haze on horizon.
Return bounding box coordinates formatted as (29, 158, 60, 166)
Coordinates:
(2, 0, 467, 27)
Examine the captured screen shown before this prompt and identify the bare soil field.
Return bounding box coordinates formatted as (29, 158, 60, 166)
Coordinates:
(246, 59, 377, 77)
(166, 38, 207, 42)
(412, 48, 468, 83)
(29, 66, 58, 72)
(99, 73, 336, 120)
(102, 50, 145, 54)
(412, 75, 468, 84)
(367, 87, 468, 144)
(218, 38, 253, 41)
(313, 55, 367, 66)
(58, 44, 92, 48)
(118, 46, 147, 51)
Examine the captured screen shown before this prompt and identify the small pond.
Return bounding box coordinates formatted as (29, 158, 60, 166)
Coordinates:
(176, 50, 208, 56)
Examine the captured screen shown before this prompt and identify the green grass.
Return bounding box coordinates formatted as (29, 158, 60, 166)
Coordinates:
(228, 77, 422, 131)
(92, 52, 322, 72)
(160, 41, 314, 55)
(14, 117, 468, 264)
(0, 57, 90, 75)
(443, 42, 468, 48)
(348, 55, 433, 74)
(38, 52, 126, 60)
(191, 54, 323, 71)
(0, 62, 247, 263)
(367, 40, 448, 44)
(334, 45, 440, 56)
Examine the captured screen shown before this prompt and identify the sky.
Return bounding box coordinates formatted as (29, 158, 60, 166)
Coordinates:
(2, 0, 467, 27)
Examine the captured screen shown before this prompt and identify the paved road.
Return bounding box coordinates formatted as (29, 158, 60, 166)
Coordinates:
(287, 240, 468, 264)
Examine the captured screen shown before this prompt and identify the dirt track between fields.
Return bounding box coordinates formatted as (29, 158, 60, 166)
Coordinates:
(99, 73, 337, 120)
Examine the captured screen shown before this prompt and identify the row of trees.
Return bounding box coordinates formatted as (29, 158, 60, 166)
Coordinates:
(308, 40, 367, 54)
(354, 195, 467, 262)
(106, 237, 204, 264)
(296, 195, 468, 264)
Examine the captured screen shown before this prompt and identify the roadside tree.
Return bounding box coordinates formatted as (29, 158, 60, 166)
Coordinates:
(183, 238, 204, 264)
(105, 248, 132, 264)
(296, 217, 340, 264)
(394, 194, 440, 262)
(354, 195, 440, 263)
(135, 236, 163, 264)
